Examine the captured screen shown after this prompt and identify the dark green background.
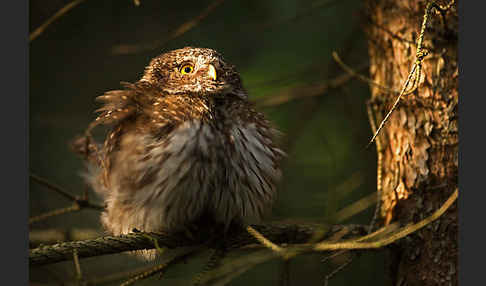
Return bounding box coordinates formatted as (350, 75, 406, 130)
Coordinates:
(29, 0, 384, 285)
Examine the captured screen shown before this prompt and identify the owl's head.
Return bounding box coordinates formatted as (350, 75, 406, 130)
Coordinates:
(141, 47, 247, 100)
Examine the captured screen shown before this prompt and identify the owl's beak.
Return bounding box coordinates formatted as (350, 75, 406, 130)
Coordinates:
(208, 64, 217, 81)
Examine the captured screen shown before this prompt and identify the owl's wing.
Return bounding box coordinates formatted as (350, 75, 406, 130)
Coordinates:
(93, 82, 143, 126)
(82, 82, 160, 186)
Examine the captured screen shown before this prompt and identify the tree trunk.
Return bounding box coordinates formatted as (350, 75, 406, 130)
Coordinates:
(365, 1, 458, 285)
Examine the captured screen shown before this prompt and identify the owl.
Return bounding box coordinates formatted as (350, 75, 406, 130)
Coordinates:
(79, 47, 284, 253)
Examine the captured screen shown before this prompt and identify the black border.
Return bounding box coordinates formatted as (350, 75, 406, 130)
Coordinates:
(458, 0, 481, 285)
(3, 0, 28, 284)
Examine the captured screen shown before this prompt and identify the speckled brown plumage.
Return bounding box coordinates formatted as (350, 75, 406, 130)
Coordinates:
(78, 47, 284, 258)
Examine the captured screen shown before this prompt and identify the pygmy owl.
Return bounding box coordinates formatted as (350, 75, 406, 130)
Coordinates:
(80, 47, 284, 251)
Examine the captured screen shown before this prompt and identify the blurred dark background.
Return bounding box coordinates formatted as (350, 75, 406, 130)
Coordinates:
(29, 0, 385, 285)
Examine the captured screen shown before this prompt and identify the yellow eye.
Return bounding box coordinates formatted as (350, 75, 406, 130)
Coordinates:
(180, 64, 194, 75)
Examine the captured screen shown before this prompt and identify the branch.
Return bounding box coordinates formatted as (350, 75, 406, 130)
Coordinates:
(197, 188, 457, 284)
(112, 0, 227, 54)
(30, 0, 88, 42)
(30, 173, 104, 211)
(29, 223, 367, 266)
(120, 247, 201, 286)
(30, 173, 77, 201)
(29, 173, 105, 225)
(29, 204, 81, 225)
(313, 188, 458, 251)
(254, 62, 368, 107)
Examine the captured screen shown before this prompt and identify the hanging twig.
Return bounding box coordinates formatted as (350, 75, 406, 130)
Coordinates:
(366, 101, 384, 233)
(367, 1, 455, 146)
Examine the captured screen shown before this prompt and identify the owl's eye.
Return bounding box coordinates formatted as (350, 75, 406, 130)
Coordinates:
(180, 64, 194, 75)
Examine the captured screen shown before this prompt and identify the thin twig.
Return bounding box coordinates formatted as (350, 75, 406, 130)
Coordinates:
(30, 173, 77, 201)
(367, 63, 418, 147)
(313, 188, 458, 251)
(209, 189, 457, 285)
(255, 63, 368, 107)
(112, 0, 227, 54)
(332, 52, 408, 95)
(176, 187, 455, 286)
(192, 248, 226, 286)
(366, 101, 383, 233)
(73, 248, 83, 284)
(367, 20, 435, 53)
(29, 204, 81, 225)
(30, 173, 105, 211)
(246, 225, 285, 256)
(320, 223, 399, 263)
(366, 1, 453, 146)
(198, 249, 279, 286)
(332, 192, 377, 223)
(30, 0, 87, 42)
(321, 249, 346, 263)
(260, 0, 342, 30)
(118, 263, 167, 286)
(84, 264, 159, 285)
(119, 247, 202, 286)
(323, 255, 354, 286)
(354, 223, 400, 243)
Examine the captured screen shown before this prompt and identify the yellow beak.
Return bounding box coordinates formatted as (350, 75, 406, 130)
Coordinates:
(208, 64, 217, 81)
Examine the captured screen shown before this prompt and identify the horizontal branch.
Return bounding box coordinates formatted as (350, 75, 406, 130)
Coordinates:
(255, 62, 368, 107)
(30, 223, 367, 266)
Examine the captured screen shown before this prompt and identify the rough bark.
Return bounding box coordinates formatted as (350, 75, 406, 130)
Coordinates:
(365, 1, 458, 285)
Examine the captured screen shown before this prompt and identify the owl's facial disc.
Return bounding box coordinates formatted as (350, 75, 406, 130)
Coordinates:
(141, 47, 247, 99)
(176, 60, 231, 95)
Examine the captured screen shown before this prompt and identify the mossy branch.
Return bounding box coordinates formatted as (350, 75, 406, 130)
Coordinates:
(29, 223, 367, 267)
(31, 186, 456, 268)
